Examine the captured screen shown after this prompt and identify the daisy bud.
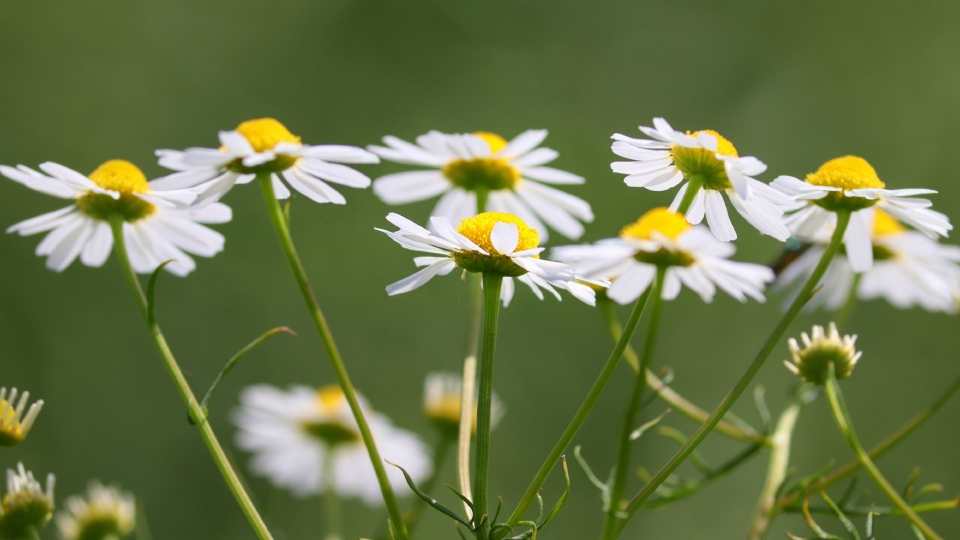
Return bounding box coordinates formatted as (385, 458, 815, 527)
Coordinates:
(423, 372, 505, 436)
(55, 481, 135, 540)
(784, 322, 861, 385)
(0, 388, 44, 447)
(0, 463, 55, 539)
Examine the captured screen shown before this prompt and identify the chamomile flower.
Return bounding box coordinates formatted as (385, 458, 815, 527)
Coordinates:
(369, 130, 593, 241)
(55, 481, 135, 540)
(784, 323, 860, 385)
(0, 463, 55, 539)
(153, 118, 379, 206)
(378, 212, 598, 306)
(772, 156, 952, 272)
(233, 384, 431, 504)
(0, 388, 44, 447)
(3, 160, 229, 276)
(423, 372, 505, 436)
(552, 208, 775, 305)
(611, 118, 792, 242)
(775, 209, 960, 313)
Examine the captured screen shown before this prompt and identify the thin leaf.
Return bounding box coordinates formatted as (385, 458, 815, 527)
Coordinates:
(388, 462, 473, 528)
(540, 456, 570, 528)
(443, 484, 475, 510)
(629, 408, 671, 441)
(819, 492, 860, 540)
(754, 386, 772, 431)
(573, 446, 609, 500)
(146, 260, 174, 328)
(802, 498, 843, 540)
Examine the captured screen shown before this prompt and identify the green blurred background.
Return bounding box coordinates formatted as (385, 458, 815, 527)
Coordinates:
(2, 1, 959, 538)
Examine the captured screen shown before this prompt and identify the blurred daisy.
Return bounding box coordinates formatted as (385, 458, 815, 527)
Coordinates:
(772, 156, 952, 272)
(154, 117, 379, 206)
(378, 211, 598, 306)
(369, 130, 592, 241)
(611, 117, 792, 242)
(0, 463, 55, 539)
(423, 372, 505, 436)
(3, 160, 229, 276)
(233, 384, 431, 504)
(56, 481, 135, 540)
(0, 387, 44, 447)
(552, 208, 775, 305)
(775, 209, 960, 314)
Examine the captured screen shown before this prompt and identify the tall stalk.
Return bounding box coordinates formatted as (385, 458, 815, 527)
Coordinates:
(746, 402, 801, 540)
(458, 272, 483, 518)
(473, 273, 503, 540)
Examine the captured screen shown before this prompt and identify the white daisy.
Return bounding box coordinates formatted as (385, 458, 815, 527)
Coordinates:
(153, 117, 379, 206)
(775, 209, 960, 314)
(423, 371, 505, 436)
(55, 481, 135, 540)
(552, 208, 775, 305)
(369, 130, 593, 241)
(233, 384, 431, 504)
(772, 156, 952, 272)
(3, 160, 229, 276)
(378, 211, 598, 306)
(0, 463, 55, 538)
(0, 387, 44, 447)
(610, 117, 793, 242)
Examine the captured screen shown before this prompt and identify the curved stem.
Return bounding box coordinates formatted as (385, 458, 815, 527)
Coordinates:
(108, 216, 273, 540)
(615, 210, 852, 537)
(458, 273, 483, 519)
(745, 402, 801, 540)
(824, 368, 942, 540)
(473, 273, 503, 540)
(257, 176, 408, 540)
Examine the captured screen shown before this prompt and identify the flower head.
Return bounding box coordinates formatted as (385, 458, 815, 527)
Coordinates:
(785, 323, 861, 385)
(55, 481, 135, 540)
(423, 372, 505, 436)
(0, 463, 55, 539)
(0, 388, 43, 447)
(369, 130, 592, 241)
(154, 117, 379, 206)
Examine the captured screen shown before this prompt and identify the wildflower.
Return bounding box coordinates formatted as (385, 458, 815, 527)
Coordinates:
(2, 160, 229, 276)
(55, 481, 135, 540)
(610, 118, 792, 242)
(154, 118, 379, 206)
(232, 385, 431, 504)
(423, 372, 504, 436)
(784, 323, 861, 385)
(552, 208, 775, 305)
(369, 130, 592, 240)
(0, 388, 43, 447)
(379, 212, 598, 306)
(0, 463, 55, 539)
(772, 156, 952, 272)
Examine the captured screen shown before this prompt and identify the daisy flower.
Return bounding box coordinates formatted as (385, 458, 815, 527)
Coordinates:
(423, 371, 505, 436)
(369, 130, 593, 241)
(233, 384, 431, 504)
(55, 481, 135, 540)
(0, 463, 55, 539)
(784, 322, 861, 386)
(775, 209, 960, 314)
(378, 211, 598, 306)
(551, 208, 775, 305)
(610, 117, 793, 242)
(772, 156, 952, 272)
(3, 160, 229, 276)
(0, 388, 44, 447)
(153, 117, 379, 206)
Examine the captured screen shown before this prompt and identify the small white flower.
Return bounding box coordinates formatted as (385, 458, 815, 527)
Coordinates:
(0, 388, 44, 447)
(3, 160, 229, 276)
(610, 117, 793, 242)
(0, 463, 55, 539)
(423, 372, 505, 435)
(772, 156, 952, 272)
(552, 208, 775, 305)
(233, 384, 431, 504)
(154, 118, 379, 206)
(55, 481, 135, 540)
(378, 211, 598, 306)
(369, 130, 593, 241)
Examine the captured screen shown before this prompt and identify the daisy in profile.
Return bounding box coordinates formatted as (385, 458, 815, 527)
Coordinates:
(233, 384, 431, 504)
(154, 117, 379, 205)
(552, 208, 775, 305)
(0, 387, 44, 447)
(0, 463, 55, 539)
(610, 117, 792, 242)
(772, 156, 952, 272)
(56, 481, 135, 540)
(378, 212, 599, 306)
(775, 209, 960, 313)
(369, 130, 592, 241)
(3, 160, 229, 276)
(423, 372, 505, 437)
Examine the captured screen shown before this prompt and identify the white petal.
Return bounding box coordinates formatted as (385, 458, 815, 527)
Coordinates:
(490, 222, 520, 255)
(844, 209, 874, 272)
(79, 221, 113, 267)
(272, 174, 291, 199)
(298, 159, 372, 188)
(607, 263, 656, 305)
(283, 169, 345, 204)
(373, 171, 450, 204)
(499, 130, 548, 158)
(386, 259, 456, 295)
(704, 191, 737, 242)
(520, 166, 583, 184)
(299, 145, 379, 164)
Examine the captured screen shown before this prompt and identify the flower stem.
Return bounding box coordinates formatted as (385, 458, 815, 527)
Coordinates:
(474, 273, 503, 539)
(458, 272, 483, 519)
(676, 177, 703, 215)
(614, 210, 852, 537)
(824, 367, 942, 540)
(107, 216, 273, 540)
(323, 453, 342, 540)
(256, 176, 409, 540)
(600, 268, 665, 540)
(834, 272, 862, 330)
(25, 526, 41, 540)
(502, 287, 654, 535)
(745, 401, 801, 540)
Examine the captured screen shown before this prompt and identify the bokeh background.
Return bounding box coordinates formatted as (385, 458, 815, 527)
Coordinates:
(2, 1, 959, 538)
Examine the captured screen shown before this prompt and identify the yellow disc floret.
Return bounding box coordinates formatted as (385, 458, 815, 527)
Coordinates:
(88, 160, 150, 194)
(235, 118, 301, 153)
(688, 130, 738, 157)
(78, 161, 156, 222)
(671, 129, 738, 190)
(474, 132, 509, 154)
(317, 385, 346, 414)
(300, 385, 359, 446)
(621, 208, 690, 241)
(457, 212, 539, 255)
(806, 156, 885, 191)
(873, 209, 905, 236)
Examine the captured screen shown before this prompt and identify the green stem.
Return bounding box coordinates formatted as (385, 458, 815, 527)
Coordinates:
(256, 176, 408, 540)
(323, 453, 342, 540)
(833, 272, 862, 330)
(24, 527, 41, 540)
(600, 269, 665, 540)
(676, 177, 703, 215)
(824, 368, 942, 540)
(746, 402, 801, 540)
(614, 210, 852, 537)
(404, 434, 454, 535)
(458, 272, 484, 518)
(502, 287, 654, 534)
(107, 217, 273, 540)
(597, 296, 765, 444)
(473, 273, 503, 539)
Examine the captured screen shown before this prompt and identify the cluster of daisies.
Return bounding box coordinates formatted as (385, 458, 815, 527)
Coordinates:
(4, 115, 957, 509)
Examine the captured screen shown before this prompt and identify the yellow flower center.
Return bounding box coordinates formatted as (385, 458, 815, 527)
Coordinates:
(474, 131, 509, 154)
(0, 400, 23, 446)
(235, 118, 302, 153)
(300, 385, 359, 446)
(456, 212, 539, 255)
(316, 385, 346, 414)
(873, 209, 905, 236)
(442, 133, 519, 192)
(621, 208, 690, 241)
(806, 156, 885, 191)
(671, 130, 738, 190)
(689, 130, 739, 157)
(78, 161, 156, 223)
(426, 395, 464, 427)
(88, 160, 150, 194)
